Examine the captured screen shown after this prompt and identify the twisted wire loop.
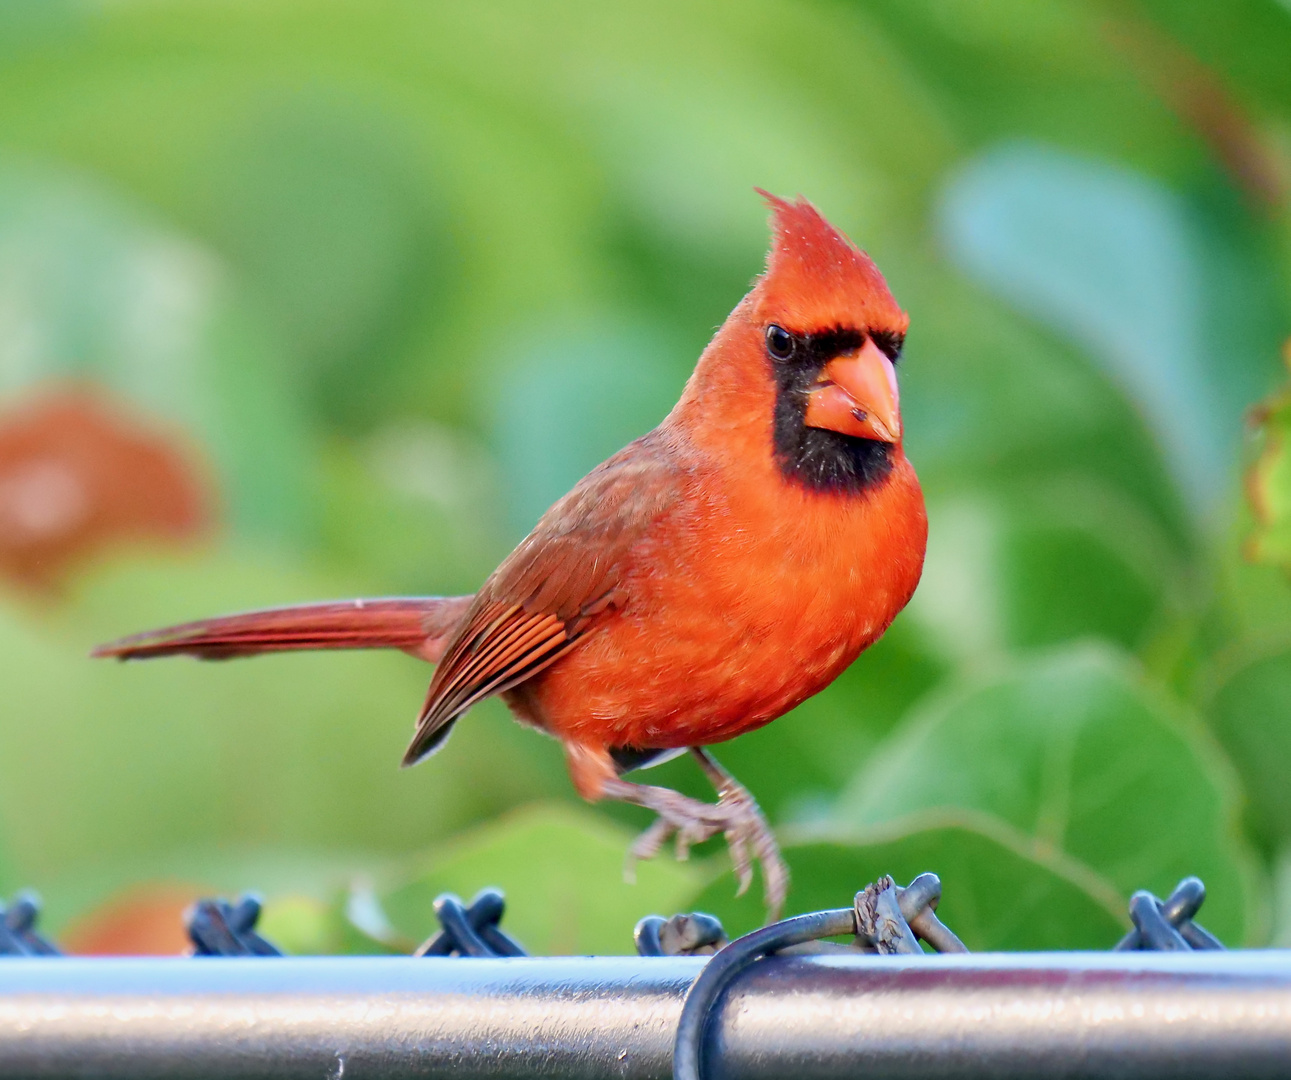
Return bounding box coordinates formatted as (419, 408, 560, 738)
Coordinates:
(672, 872, 965, 1080)
(1114, 876, 1225, 952)
(186, 895, 283, 957)
(414, 888, 528, 957)
(0, 893, 61, 956)
(635, 913, 728, 956)
(855, 872, 969, 955)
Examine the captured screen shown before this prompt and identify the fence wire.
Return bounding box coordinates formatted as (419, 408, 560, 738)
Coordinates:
(0, 870, 1235, 1080)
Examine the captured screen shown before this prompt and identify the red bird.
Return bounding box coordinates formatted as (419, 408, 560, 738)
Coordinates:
(96, 193, 927, 918)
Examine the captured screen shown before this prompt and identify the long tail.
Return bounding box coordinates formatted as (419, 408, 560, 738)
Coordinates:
(92, 595, 475, 664)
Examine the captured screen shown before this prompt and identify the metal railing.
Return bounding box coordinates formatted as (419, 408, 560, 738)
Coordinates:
(2, 875, 1286, 1079)
(4, 951, 1291, 1078)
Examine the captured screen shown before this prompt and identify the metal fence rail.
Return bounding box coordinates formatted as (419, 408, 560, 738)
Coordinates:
(3, 951, 1291, 1079)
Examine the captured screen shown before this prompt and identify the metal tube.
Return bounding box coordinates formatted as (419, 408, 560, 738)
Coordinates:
(2, 952, 1291, 1079)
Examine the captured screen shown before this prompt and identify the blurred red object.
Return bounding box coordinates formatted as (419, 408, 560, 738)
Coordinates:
(60, 884, 202, 956)
(0, 387, 212, 592)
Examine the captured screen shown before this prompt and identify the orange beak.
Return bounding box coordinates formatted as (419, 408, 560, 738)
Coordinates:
(803, 337, 901, 443)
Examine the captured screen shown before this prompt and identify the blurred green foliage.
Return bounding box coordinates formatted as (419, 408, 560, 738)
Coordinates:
(691, 823, 1128, 952)
(1248, 345, 1291, 574)
(0, 0, 1289, 954)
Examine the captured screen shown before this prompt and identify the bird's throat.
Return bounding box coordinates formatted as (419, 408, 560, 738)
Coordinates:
(771, 386, 894, 494)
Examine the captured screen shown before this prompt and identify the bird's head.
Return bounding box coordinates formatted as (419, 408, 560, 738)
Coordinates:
(735, 191, 909, 493)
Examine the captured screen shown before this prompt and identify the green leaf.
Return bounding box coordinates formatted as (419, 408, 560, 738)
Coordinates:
(940, 143, 1277, 518)
(377, 803, 707, 956)
(837, 645, 1259, 943)
(1132, 0, 1291, 117)
(898, 270, 1195, 564)
(1205, 641, 1291, 850)
(685, 815, 1126, 951)
(996, 480, 1185, 652)
(1246, 347, 1291, 574)
(909, 481, 1186, 662)
(257, 895, 336, 957)
(0, 837, 13, 898)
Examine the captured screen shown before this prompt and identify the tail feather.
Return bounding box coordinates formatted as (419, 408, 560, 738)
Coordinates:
(92, 596, 474, 663)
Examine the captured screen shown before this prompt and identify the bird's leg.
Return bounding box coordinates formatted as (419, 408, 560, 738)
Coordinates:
(587, 747, 788, 922)
(689, 747, 788, 920)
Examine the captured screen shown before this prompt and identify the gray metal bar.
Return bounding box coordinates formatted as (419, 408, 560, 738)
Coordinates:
(2, 952, 1291, 1079)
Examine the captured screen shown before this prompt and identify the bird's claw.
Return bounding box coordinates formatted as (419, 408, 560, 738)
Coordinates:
(622, 783, 788, 922)
(715, 785, 787, 919)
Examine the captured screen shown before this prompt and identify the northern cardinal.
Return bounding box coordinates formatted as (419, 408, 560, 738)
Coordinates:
(96, 192, 927, 918)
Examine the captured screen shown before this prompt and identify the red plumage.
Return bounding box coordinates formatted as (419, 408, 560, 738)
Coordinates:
(94, 596, 470, 662)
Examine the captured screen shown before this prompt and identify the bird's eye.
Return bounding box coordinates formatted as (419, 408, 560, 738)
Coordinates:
(765, 324, 796, 361)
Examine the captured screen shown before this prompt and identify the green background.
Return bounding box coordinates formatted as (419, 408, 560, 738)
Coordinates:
(0, 0, 1290, 954)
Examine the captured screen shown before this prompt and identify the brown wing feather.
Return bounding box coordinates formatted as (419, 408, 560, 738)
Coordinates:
(403, 436, 680, 764)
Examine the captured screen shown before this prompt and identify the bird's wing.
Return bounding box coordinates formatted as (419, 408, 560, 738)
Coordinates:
(403, 435, 681, 764)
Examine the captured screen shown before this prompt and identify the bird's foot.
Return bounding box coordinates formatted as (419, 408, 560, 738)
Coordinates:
(612, 780, 788, 922)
